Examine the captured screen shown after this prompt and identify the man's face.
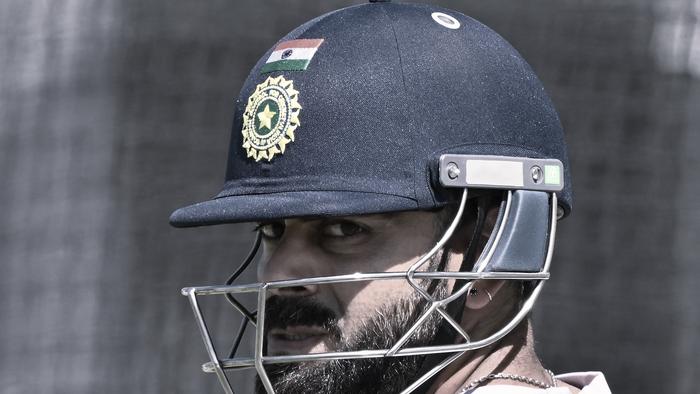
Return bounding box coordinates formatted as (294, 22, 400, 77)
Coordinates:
(255, 211, 458, 393)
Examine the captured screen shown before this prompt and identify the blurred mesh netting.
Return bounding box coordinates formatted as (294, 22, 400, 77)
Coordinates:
(1, 0, 698, 393)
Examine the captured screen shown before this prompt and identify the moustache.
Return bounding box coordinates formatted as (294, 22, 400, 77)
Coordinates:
(264, 295, 342, 340)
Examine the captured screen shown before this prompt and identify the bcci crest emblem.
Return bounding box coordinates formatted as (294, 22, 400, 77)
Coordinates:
(242, 76, 301, 161)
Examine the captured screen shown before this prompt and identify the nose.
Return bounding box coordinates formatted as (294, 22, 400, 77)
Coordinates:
(258, 233, 323, 297)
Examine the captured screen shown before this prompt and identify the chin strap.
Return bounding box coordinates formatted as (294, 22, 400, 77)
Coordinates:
(411, 195, 493, 394)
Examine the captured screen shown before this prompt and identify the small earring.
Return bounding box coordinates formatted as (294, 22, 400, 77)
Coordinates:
(469, 288, 493, 301)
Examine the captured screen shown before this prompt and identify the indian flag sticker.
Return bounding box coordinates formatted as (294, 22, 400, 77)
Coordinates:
(260, 39, 324, 74)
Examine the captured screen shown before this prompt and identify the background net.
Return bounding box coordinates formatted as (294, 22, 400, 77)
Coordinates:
(1, 0, 698, 393)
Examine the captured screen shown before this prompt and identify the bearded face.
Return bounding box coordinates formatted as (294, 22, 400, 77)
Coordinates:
(255, 282, 447, 394)
(253, 211, 462, 394)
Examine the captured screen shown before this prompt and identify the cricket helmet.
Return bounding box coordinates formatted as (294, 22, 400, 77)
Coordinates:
(171, 2, 571, 393)
(169, 0, 570, 228)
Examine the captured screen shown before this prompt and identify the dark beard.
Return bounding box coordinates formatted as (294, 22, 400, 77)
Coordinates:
(255, 283, 448, 394)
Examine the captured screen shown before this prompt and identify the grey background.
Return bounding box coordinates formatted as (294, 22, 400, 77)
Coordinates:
(1, 0, 699, 393)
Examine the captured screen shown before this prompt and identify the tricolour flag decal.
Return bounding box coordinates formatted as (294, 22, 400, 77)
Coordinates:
(260, 39, 324, 74)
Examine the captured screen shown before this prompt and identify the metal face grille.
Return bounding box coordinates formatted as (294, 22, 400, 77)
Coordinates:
(182, 190, 559, 394)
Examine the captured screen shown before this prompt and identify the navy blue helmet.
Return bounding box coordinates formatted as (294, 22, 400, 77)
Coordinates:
(170, 1, 570, 227)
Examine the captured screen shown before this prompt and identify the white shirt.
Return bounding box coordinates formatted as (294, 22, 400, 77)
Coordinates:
(466, 371, 611, 394)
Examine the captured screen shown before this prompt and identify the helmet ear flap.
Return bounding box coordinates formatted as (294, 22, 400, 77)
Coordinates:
(478, 190, 551, 273)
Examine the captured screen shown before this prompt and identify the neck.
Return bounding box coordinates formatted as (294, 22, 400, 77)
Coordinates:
(429, 320, 554, 394)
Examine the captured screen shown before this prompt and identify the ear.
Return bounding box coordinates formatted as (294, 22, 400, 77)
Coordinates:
(445, 199, 501, 260)
(480, 200, 502, 239)
(464, 280, 506, 310)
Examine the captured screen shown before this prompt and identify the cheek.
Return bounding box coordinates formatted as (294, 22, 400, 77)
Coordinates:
(334, 279, 416, 334)
(331, 242, 429, 275)
(256, 248, 273, 280)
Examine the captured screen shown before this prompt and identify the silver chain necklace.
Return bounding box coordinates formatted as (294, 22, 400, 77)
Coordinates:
(458, 369, 557, 393)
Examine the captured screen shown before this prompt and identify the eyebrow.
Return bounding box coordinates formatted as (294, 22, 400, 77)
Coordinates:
(307, 213, 396, 221)
(259, 213, 397, 224)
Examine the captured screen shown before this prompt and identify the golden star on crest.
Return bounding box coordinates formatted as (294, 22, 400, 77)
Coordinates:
(257, 104, 276, 130)
(242, 75, 301, 162)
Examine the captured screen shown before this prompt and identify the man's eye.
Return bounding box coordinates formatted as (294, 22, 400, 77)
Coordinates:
(322, 222, 366, 238)
(257, 222, 284, 239)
